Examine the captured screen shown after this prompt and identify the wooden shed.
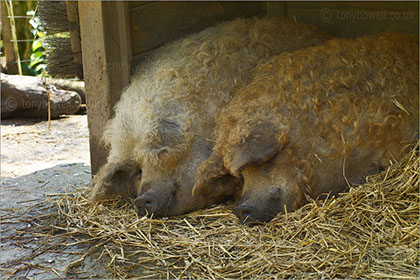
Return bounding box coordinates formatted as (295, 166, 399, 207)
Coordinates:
(70, 1, 418, 174)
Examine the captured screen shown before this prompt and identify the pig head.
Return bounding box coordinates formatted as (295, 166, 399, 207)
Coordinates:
(90, 118, 241, 217)
(193, 122, 309, 225)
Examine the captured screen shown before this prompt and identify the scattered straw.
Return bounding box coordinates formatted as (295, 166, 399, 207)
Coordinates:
(8, 144, 420, 278)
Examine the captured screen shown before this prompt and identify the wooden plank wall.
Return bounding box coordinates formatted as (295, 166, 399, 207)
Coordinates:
(267, 1, 419, 38)
(129, 1, 266, 60)
(129, 1, 418, 62)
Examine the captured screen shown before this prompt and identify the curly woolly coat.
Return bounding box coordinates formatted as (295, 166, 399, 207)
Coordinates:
(194, 32, 419, 223)
(89, 17, 332, 216)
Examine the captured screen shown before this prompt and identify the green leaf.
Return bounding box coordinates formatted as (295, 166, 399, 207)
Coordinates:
(32, 39, 43, 52)
(35, 63, 46, 72)
(37, 31, 45, 39)
(29, 52, 45, 67)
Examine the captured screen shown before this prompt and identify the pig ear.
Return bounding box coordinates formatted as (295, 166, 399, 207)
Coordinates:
(193, 151, 234, 197)
(226, 123, 289, 176)
(89, 161, 137, 201)
(147, 119, 184, 151)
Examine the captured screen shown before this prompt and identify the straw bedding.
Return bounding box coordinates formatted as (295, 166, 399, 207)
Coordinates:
(28, 144, 420, 278)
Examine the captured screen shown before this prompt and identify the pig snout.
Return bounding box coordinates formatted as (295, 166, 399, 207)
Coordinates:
(134, 193, 160, 216)
(233, 187, 286, 225)
(134, 179, 175, 217)
(232, 204, 275, 225)
(232, 205, 259, 224)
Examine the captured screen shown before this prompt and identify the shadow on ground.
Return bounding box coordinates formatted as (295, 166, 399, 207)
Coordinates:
(0, 163, 111, 279)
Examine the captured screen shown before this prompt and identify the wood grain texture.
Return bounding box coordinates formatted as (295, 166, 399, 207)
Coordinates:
(129, 1, 265, 56)
(78, 1, 131, 175)
(65, 0, 83, 79)
(268, 1, 418, 38)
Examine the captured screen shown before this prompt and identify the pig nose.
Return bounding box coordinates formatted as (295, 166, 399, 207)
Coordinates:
(232, 205, 258, 224)
(134, 194, 159, 216)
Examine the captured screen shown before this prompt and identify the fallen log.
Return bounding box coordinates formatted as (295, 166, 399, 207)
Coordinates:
(46, 77, 85, 103)
(1, 73, 81, 119)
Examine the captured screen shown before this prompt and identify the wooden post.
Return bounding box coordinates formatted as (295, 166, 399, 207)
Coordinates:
(1, 0, 21, 74)
(65, 0, 83, 79)
(78, 1, 131, 175)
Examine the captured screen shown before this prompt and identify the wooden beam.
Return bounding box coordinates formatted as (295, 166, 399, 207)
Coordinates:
(65, 0, 83, 79)
(78, 1, 131, 175)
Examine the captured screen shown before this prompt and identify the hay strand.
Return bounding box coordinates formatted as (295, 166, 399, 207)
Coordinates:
(6, 144, 419, 278)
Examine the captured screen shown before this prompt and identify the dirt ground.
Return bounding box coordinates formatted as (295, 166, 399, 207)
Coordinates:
(1, 115, 110, 279)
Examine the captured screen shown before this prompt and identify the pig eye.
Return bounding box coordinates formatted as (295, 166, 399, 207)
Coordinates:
(270, 187, 282, 201)
(135, 168, 142, 179)
(170, 182, 180, 197)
